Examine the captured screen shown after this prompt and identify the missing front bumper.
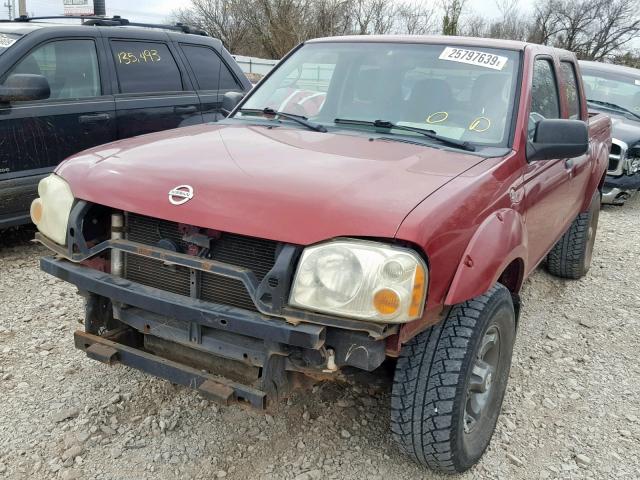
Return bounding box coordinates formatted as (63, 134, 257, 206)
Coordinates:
(43, 256, 388, 407)
(74, 330, 268, 408)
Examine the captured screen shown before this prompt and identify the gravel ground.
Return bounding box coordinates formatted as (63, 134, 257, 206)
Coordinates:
(1, 195, 639, 480)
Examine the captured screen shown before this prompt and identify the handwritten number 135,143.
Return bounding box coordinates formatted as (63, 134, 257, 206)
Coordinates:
(117, 50, 161, 65)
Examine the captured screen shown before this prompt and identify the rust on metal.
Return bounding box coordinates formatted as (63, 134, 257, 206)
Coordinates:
(198, 380, 235, 405)
(85, 343, 119, 365)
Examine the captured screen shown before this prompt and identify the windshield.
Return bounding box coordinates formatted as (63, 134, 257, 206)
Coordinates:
(0, 32, 20, 56)
(237, 42, 521, 147)
(582, 68, 640, 116)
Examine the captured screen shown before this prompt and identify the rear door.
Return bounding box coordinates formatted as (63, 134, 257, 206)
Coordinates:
(523, 55, 576, 267)
(559, 59, 592, 218)
(178, 42, 247, 122)
(106, 33, 202, 139)
(0, 32, 115, 225)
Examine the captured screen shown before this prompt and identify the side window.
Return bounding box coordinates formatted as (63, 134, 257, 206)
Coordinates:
(560, 61, 581, 119)
(181, 44, 242, 91)
(530, 58, 560, 140)
(7, 39, 100, 100)
(111, 41, 182, 94)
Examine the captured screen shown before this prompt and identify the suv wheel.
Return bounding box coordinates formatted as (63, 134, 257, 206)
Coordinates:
(546, 190, 600, 279)
(390, 284, 515, 473)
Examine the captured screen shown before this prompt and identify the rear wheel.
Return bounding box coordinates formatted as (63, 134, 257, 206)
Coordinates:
(547, 190, 600, 279)
(390, 284, 515, 473)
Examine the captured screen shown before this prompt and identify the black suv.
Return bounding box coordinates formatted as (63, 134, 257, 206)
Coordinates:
(0, 16, 251, 229)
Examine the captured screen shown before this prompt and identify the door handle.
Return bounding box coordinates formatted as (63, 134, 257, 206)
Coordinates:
(174, 105, 198, 114)
(79, 113, 110, 124)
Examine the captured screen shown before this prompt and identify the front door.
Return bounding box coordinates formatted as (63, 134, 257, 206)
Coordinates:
(0, 37, 115, 223)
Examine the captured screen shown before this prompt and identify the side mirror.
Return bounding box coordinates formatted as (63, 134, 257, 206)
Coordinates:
(221, 91, 245, 116)
(527, 119, 588, 162)
(0, 74, 50, 103)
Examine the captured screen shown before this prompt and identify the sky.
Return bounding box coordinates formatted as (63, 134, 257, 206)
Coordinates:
(7, 0, 534, 24)
(5, 0, 186, 22)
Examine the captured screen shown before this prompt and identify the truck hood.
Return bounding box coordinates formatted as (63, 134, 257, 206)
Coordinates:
(57, 123, 487, 245)
(589, 107, 640, 146)
(610, 117, 640, 147)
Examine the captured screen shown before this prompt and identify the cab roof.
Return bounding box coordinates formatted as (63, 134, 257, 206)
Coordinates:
(308, 35, 531, 51)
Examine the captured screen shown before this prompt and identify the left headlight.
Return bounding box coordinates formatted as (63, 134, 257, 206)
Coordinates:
(30, 174, 75, 245)
(289, 239, 428, 323)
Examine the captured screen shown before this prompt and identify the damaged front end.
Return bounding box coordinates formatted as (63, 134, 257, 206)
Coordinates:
(37, 201, 399, 408)
(602, 138, 640, 205)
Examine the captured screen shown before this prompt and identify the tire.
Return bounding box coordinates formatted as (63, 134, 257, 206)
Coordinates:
(390, 284, 516, 473)
(546, 190, 600, 279)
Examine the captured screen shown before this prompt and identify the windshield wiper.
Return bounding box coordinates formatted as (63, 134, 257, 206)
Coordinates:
(333, 118, 475, 152)
(237, 107, 327, 133)
(587, 99, 640, 121)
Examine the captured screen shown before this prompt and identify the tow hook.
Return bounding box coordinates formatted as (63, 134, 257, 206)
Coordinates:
(323, 348, 338, 373)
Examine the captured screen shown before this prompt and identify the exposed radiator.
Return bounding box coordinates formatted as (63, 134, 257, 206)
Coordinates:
(123, 213, 279, 312)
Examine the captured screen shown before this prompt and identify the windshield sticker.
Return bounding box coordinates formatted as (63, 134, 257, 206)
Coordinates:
(426, 112, 449, 124)
(635, 79, 640, 86)
(0, 35, 16, 48)
(439, 47, 508, 71)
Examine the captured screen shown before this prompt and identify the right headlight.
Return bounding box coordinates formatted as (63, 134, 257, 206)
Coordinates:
(30, 174, 75, 245)
(289, 239, 428, 323)
(628, 150, 640, 174)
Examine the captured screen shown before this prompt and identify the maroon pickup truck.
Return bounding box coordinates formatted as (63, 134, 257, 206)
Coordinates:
(32, 36, 610, 473)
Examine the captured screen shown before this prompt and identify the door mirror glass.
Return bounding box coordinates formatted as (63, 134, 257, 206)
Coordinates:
(0, 74, 50, 103)
(527, 119, 588, 162)
(222, 91, 245, 116)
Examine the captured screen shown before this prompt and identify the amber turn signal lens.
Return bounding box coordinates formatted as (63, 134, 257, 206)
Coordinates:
(30, 199, 43, 225)
(373, 288, 401, 315)
(409, 265, 426, 318)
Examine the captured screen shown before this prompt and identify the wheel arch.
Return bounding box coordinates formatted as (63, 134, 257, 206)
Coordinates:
(444, 208, 527, 307)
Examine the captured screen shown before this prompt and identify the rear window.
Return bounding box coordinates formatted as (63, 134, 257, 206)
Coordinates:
(0, 33, 21, 56)
(181, 44, 242, 91)
(560, 62, 581, 119)
(110, 40, 183, 94)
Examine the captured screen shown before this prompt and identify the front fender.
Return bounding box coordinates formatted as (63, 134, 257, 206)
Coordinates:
(444, 208, 527, 305)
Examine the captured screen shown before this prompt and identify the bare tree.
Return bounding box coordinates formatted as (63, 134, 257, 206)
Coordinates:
(441, 0, 467, 35)
(527, 0, 562, 44)
(582, 0, 640, 60)
(395, 1, 437, 35)
(351, 0, 396, 35)
(175, 0, 250, 54)
(308, 0, 353, 38)
(174, 0, 640, 62)
(487, 0, 530, 40)
(527, 0, 640, 60)
(462, 14, 487, 37)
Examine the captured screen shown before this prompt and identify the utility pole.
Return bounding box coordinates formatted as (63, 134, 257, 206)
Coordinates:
(3, 0, 13, 20)
(17, 0, 25, 17)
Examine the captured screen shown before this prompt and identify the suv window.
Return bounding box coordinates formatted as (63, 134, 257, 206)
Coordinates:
(7, 39, 100, 99)
(560, 62, 581, 119)
(181, 44, 241, 91)
(111, 41, 182, 94)
(530, 58, 560, 140)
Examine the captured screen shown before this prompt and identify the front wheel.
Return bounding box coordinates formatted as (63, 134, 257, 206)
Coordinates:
(390, 284, 516, 473)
